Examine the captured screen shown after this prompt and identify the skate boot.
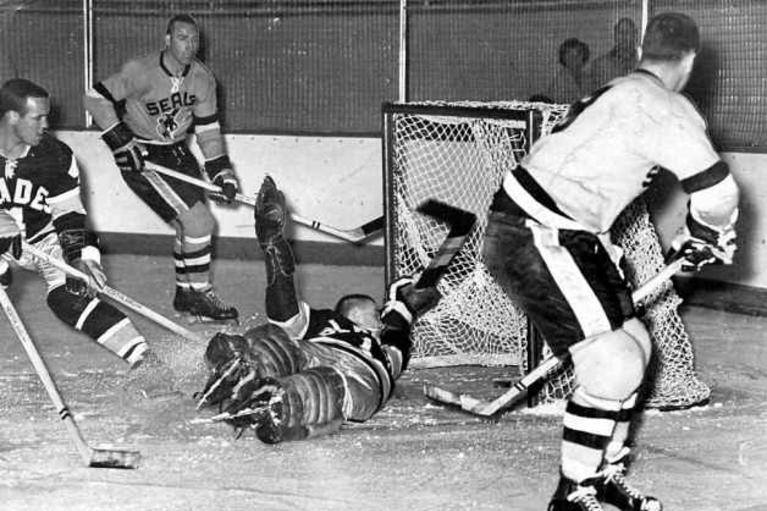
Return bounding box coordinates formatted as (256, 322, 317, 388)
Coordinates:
(220, 377, 291, 443)
(600, 449, 662, 511)
(174, 286, 239, 323)
(219, 367, 345, 444)
(548, 473, 604, 511)
(128, 350, 180, 400)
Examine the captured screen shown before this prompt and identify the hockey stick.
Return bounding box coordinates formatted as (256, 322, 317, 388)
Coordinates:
(143, 162, 384, 244)
(22, 243, 206, 344)
(413, 200, 477, 288)
(0, 287, 141, 468)
(423, 256, 686, 417)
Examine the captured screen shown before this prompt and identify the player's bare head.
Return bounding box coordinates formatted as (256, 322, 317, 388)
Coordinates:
(164, 14, 200, 66)
(335, 294, 382, 333)
(558, 38, 590, 69)
(614, 17, 638, 49)
(641, 12, 700, 62)
(0, 79, 50, 146)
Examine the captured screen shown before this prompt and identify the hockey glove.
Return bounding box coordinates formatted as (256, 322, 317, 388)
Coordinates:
(0, 213, 22, 259)
(382, 276, 442, 325)
(668, 212, 736, 272)
(102, 122, 146, 173)
(205, 155, 239, 204)
(59, 229, 106, 298)
(0, 260, 11, 289)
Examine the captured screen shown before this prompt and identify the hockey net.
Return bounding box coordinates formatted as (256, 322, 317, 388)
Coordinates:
(383, 100, 711, 410)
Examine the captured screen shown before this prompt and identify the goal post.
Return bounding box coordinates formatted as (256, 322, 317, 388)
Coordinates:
(382, 100, 711, 410)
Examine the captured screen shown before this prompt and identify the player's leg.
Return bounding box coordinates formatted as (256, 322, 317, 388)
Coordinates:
(484, 210, 659, 511)
(226, 366, 347, 444)
(20, 236, 176, 399)
(198, 323, 306, 408)
(124, 142, 237, 321)
(223, 343, 382, 444)
(199, 327, 347, 442)
(254, 175, 299, 322)
(18, 234, 149, 367)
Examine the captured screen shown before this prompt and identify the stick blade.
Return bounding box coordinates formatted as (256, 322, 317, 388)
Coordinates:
(424, 384, 463, 407)
(423, 384, 490, 415)
(416, 200, 476, 236)
(89, 448, 141, 469)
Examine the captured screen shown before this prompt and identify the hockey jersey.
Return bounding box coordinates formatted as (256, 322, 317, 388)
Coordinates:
(278, 301, 412, 412)
(0, 134, 87, 241)
(503, 69, 737, 234)
(92, 52, 218, 144)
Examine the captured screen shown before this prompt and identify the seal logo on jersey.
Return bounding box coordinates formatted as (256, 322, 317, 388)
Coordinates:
(146, 91, 196, 140)
(157, 108, 180, 140)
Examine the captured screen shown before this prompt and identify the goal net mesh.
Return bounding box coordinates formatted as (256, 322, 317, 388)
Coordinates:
(384, 100, 711, 410)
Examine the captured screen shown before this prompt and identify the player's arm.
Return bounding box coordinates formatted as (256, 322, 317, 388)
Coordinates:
(193, 75, 238, 202)
(380, 276, 441, 377)
(648, 97, 740, 267)
(83, 62, 145, 174)
(672, 161, 739, 269)
(48, 156, 106, 294)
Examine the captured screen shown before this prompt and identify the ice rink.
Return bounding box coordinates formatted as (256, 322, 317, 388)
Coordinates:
(0, 254, 765, 511)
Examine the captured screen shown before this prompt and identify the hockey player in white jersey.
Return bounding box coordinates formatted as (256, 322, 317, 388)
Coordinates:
(483, 12, 738, 511)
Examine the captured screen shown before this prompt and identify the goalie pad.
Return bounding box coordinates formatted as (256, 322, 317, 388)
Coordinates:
(222, 366, 346, 444)
(197, 324, 304, 409)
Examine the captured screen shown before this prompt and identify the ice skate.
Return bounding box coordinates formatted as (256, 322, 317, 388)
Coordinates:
(213, 377, 289, 443)
(548, 473, 604, 511)
(173, 286, 239, 324)
(600, 450, 662, 511)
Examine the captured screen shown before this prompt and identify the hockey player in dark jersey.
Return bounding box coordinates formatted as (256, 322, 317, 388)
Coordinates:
(484, 13, 738, 511)
(0, 78, 173, 396)
(194, 176, 440, 443)
(83, 13, 238, 322)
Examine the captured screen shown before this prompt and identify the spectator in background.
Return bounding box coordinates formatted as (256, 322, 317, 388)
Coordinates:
(587, 17, 639, 90)
(544, 37, 591, 104)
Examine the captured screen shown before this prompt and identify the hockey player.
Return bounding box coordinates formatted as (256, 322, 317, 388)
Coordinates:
(0, 78, 171, 394)
(195, 176, 440, 443)
(483, 13, 738, 511)
(84, 13, 238, 322)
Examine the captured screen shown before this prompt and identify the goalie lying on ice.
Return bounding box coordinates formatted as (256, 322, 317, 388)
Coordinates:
(195, 176, 440, 443)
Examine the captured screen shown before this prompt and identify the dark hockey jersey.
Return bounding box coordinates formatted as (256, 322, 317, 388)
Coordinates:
(304, 306, 412, 412)
(0, 134, 86, 241)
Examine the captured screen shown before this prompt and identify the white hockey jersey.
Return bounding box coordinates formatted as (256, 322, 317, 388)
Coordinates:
(504, 69, 737, 234)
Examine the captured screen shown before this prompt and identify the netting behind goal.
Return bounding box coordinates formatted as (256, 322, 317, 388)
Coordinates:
(383, 100, 711, 410)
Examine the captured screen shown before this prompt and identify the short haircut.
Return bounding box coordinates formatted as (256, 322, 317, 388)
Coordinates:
(0, 78, 49, 118)
(166, 13, 198, 35)
(558, 37, 590, 66)
(334, 293, 376, 318)
(641, 12, 700, 62)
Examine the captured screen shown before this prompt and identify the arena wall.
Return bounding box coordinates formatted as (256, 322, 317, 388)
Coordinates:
(55, 130, 767, 296)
